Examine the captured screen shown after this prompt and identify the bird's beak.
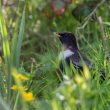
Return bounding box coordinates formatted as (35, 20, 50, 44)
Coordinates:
(53, 32, 61, 37)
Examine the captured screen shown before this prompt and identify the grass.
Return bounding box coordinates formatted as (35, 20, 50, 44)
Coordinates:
(0, 0, 110, 110)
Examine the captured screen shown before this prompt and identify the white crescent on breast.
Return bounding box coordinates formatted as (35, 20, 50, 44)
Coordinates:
(59, 49, 74, 60)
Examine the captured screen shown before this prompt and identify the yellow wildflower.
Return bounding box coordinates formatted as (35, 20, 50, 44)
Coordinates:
(22, 92, 34, 102)
(17, 74, 29, 80)
(11, 85, 17, 90)
(19, 86, 28, 91)
(11, 85, 28, 91)
(12, 68, 29, 80)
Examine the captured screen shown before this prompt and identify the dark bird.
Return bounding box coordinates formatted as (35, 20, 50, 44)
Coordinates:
(54, 32, 105, 80)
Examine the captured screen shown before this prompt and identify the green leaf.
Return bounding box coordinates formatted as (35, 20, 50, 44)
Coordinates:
(15, 8, 25, 68)
(0, 0, 12, 102)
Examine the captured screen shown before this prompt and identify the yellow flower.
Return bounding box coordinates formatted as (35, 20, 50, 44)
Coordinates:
(22, 92, 34, 102)
(12, 68, 29, 81)
(11, 85, 17, 90)
(11, 85, 28, 91)
(20, 86, 28, 91)
(17, 74, 29, 81)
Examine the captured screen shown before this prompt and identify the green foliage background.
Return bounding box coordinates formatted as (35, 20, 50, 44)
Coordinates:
(0, 0, 110, 110)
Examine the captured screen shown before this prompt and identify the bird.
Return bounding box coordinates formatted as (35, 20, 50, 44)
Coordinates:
(54, 32, 105, 80)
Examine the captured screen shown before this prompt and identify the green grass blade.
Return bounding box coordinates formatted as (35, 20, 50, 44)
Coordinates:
(0, 0, 12, 102)
(0, 1, 11, 68)
(15, 8, 25, 68)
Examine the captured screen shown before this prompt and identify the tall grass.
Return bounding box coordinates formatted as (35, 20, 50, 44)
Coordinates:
(0, 0, 29, 110)
(0, 0, 12, 102)
(0, 0, 110, 110)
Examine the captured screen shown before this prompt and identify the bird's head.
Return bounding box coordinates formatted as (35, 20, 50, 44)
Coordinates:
(54, 32, 78, 50)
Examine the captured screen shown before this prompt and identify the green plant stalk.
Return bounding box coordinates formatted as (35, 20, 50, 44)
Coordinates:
(0, 0, 12, 102)
(15, 8, 25, 69)
(11, 0, 27, 69)
(12, 92, 20, 110)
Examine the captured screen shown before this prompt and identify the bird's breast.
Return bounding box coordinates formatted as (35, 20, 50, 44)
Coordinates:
(59, 49, 74, 60)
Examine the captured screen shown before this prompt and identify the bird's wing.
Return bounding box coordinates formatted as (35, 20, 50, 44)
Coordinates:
(65, 55, 83, 71)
